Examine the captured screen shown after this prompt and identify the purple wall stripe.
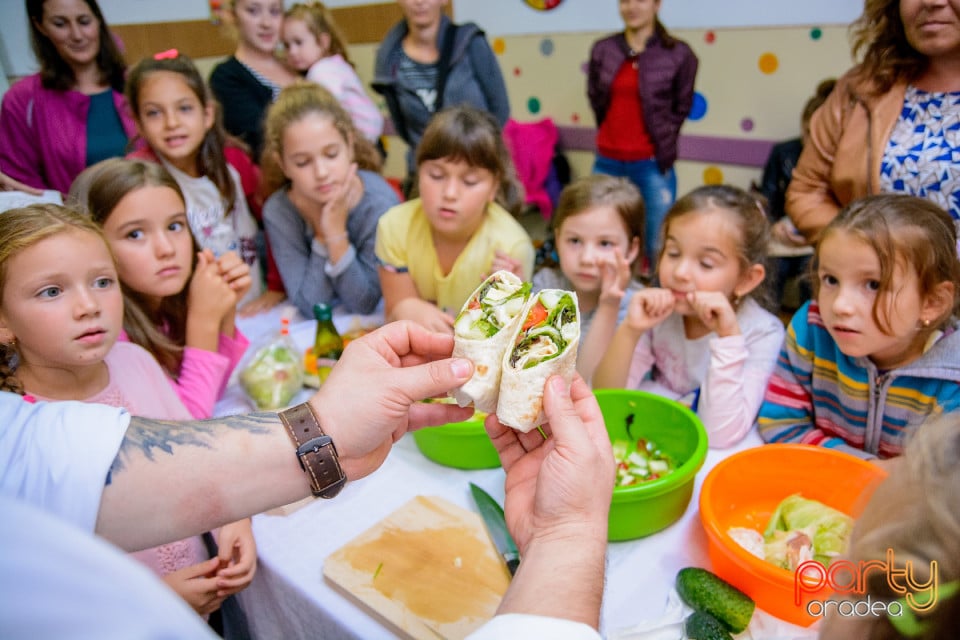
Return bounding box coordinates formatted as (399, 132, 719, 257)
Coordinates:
(384, 121, 776, 169)
(677, 134, 777, 168)
(556, 126, 777, 168)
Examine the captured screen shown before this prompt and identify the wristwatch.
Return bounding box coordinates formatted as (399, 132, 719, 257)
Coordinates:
(278, 403, 347, 499)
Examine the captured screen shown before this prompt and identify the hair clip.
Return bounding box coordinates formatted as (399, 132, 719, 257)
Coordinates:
(887, 579, 959, 637)
(154, 49, 179, 60)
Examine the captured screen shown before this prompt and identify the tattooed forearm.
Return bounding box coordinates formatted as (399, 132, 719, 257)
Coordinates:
(105, 412, 278, 485)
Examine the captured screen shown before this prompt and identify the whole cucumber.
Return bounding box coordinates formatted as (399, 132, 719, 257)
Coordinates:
(676, 567, 755, 633)
(684, 610, 734, 640)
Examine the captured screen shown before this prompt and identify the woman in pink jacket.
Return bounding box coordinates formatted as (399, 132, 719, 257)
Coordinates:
(0, 0, 136, 194)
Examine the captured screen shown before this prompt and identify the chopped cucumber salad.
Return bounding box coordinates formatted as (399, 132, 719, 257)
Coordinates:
(509, 291, 578, 370)
(455, 278, 531, 340)
(612, 438, 677, 486)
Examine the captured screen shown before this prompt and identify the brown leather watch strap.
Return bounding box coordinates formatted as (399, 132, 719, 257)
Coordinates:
(278, 402, 346, 499)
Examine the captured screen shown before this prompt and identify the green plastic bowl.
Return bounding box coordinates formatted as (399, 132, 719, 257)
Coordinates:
(595, 389, 709, 541)
(412, 415, 501, 470)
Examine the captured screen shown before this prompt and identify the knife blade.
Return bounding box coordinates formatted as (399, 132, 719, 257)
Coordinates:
(469, 482, 520, 577)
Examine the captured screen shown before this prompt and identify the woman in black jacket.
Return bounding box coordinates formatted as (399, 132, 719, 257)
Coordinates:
(756, 78, 835, 309)
(209, 0, 298, 161)
(587, 0, 697, 263)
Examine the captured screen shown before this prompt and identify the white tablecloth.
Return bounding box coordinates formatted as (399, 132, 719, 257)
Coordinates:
(233, 431, 820, 639)
(222, 307, 816, 639)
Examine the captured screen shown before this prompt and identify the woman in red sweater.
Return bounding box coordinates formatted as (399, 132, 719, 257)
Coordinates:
(588, 0, 698, 264)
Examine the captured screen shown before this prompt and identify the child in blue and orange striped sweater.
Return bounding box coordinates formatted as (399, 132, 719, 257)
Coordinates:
(758, 194, 960, 460)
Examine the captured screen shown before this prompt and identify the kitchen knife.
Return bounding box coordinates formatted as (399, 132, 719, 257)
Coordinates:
(469, 482, 520, 577)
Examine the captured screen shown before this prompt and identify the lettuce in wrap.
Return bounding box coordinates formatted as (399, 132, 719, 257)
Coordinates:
(496, 289, 580, 432)
(450, 271, 532, 412)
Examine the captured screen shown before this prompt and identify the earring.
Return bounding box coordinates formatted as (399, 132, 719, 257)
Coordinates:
(920, 318, 931, 329)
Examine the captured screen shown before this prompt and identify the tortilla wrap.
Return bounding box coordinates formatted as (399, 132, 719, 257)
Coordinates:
(496, 289, 580, 432)
(450, 271, 532, 413)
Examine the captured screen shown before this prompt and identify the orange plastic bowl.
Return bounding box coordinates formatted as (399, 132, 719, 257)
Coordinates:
(699, 444, 887, 627)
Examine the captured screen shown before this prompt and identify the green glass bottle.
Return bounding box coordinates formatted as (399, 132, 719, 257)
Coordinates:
(313, 304, 343, 383)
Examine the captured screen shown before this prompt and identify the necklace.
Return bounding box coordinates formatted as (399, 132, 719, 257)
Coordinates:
(625, 29, 647, 68)
(626, 40, 644, 69)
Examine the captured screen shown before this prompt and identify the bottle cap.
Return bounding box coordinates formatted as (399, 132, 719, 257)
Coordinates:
(313, 303, 332, 321)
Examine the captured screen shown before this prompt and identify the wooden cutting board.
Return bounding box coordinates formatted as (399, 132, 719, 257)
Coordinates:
(324, 495, 512, 639)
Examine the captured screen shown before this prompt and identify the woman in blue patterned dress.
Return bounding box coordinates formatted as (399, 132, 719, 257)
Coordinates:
(786, 0, 960, 244)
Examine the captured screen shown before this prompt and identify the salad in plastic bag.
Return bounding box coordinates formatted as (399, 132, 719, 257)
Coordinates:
(728, 493, 853, 571)
(240, 327, 304, 410)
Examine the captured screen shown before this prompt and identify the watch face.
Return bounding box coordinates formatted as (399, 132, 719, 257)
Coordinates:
(524, 0, 563, 10)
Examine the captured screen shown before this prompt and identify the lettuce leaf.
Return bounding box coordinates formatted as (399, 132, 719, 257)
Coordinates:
(762, 494, 853, 569)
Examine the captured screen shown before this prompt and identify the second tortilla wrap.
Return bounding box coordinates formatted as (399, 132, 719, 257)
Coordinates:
(497, 289, 580, 432)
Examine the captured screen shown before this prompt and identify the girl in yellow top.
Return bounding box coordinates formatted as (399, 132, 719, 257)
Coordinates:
(376, 105, 535, 333)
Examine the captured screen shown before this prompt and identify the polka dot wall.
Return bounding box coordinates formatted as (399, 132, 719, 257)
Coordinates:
(491, 25, 854, 189)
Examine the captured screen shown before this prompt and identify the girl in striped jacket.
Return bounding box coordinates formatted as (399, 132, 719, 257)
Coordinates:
(758, 194, 960, 459)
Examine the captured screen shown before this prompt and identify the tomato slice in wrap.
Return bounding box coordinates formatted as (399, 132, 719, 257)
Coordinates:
(497, 289, 580, 432)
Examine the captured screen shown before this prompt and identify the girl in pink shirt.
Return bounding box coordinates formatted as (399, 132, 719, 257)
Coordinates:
(593, 185, 784, 448)
(0, 204, 255, 620)
(73, 157, 251, 418)
(281, 2, 384, 143)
